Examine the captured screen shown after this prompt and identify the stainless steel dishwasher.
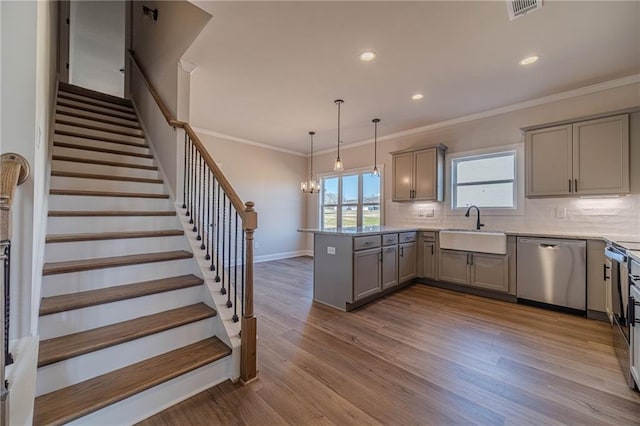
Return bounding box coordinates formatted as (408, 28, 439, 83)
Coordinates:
(517, 238, 586, 313)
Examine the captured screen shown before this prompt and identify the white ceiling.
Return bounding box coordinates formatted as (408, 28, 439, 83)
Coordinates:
(185, 1, 640, 154)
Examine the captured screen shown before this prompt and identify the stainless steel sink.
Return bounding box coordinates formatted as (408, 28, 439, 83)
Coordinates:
(439, 230, 507, 254)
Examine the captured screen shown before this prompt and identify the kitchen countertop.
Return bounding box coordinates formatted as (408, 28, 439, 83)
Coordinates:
(298, 227, 640, 246)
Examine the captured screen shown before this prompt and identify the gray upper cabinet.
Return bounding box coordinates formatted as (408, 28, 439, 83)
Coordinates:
(392, 145, 446, 202)
(526, 114, 629, 197)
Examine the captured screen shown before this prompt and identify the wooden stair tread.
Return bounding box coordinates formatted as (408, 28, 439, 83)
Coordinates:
(55, 129, 146, 147)
(43, 250, 192, 276)
(53, 141, 153, 159)
(56, 109, 141, 130)
(38, 303, 216, 367)
(57, 100, 137, 121)
(59, 82, 134, 107)
(52, 155, 158, 170)
(49, 189, 169, 199)
(51, 170, 163, 184)
(39, 275, 204, 316)
(58, 93, 135, 114)
(33, 336, 231, 426)
(48, 210, 176, 217)
(56, 119, 144, 138)
(46, 229, 184, 243)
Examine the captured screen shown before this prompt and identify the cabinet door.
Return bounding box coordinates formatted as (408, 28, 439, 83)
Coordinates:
(381, 246, 399, 289)
(413, 148, 436, 200)
(398, 242, 417, 282)
(630, 285, 640, 386)
(438, 250, 469, 285)
(573, 115, 629, 195)
(605, 259, 613, 324)
(586, 240, 607, 313)
(392, 152, 414, 201)
(422, 242, 436, 279)
(469, 253, 509, 292)
(353, 248, 381, 301)
(525, 125, 573, 197)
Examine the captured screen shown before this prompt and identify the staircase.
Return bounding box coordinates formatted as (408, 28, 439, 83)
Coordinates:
(33, 83, 233, 425)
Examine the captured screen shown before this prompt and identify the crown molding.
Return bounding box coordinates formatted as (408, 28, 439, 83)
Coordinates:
(313, 73, 640, 156)
(191, 127, 307, 157)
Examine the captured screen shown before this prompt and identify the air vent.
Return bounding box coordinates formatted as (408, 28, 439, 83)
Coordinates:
(507, 0, 542, 21)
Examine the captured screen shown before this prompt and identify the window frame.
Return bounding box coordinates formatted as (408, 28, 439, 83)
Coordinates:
(446, 144, 524, 217)
(319, 165, 384, 229)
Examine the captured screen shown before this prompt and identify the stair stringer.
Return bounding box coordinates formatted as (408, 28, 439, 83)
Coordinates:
(175, 202, 242, 382)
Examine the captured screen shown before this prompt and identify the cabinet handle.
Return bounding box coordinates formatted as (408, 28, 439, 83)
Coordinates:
(431, 245, 434, 255)
(568, 179, 572, 193)
(603, 264, 610, 281)
(574, 179, 578, 193)
(470, 254, 473, 266)
(400, 247, 404, 257)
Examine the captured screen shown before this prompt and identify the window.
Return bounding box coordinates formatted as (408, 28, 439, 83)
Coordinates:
(451, 151, 516, 209)
(321, 170, 381, 229)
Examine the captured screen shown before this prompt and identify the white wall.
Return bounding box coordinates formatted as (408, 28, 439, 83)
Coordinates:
(1, 0, 58, 339)
(197, 132, 308, 260)
(306, 81, 640, 243)
(69, 0, 124, 97)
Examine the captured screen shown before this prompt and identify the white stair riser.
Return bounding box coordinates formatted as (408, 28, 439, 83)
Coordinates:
(44, 235, 189, 262)
(53, 146, 154, 167)
(55, 123, 145, 145)
(47, 215, 179, 234)
(38, 285, 205, 339)
(56, 115, 144, 137)
(42, 258, 197, 296)
(54, 133, 149, 155)
(58, 99, 137, 120)
(56, 106, 140, 128)
(48, 194, 171, 211)
(58, 91, 134, 113)
(36, 318, 214, 396)
(65, 357, 230, 426)
(50, 176, 165, 194)
(52, 159, 159, 179)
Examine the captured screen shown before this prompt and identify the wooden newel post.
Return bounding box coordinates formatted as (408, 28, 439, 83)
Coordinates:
(241, 201, 258, 384)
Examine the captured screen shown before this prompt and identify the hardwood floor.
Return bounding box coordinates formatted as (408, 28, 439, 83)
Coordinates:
(139, 257, 640, 425)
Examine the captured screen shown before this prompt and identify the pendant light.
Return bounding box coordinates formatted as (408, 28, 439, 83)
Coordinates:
(372, 118, 380, 176)
(333, 99, 344, 171)
(301, 131, 320, 193)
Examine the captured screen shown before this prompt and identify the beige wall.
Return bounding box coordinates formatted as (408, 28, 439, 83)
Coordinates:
(197, 132, 309, 260)
(127, 0, 210, 195)
(306, 82, 640, 246)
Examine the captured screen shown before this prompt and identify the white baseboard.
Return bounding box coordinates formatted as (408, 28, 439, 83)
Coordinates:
(255, 250, 313, 263)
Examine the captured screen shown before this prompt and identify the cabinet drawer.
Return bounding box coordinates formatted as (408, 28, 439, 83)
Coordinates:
(354, 235, 381, 251)
(399, 232, 417, 243)
(382, 233, 398, 246)
(422, 231, 436, 242)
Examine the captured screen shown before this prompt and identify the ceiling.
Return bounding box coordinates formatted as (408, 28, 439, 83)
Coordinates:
(185, 1, 640, 154)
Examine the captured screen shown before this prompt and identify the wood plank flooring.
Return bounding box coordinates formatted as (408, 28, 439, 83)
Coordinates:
(139, 257, 640, 425)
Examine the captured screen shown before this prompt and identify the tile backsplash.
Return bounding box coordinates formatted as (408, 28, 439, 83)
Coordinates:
(386, 194, 640, 237)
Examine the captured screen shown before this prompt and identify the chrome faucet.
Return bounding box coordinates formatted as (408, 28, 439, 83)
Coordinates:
(465, 205, 484, 230)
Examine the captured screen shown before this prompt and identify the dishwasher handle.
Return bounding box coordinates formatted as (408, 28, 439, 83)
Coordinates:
(539, 243, 559, 249)
(518, 238, 586, 248)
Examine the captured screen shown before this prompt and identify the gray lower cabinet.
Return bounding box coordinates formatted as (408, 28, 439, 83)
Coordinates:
(353, 247, 382, 301)
(399, 242, 417, 282)
(381, 246, 398, 289)
(438, 249, 509, 292)
(586, 240, 607, 317)
(422, 241, 436, 279)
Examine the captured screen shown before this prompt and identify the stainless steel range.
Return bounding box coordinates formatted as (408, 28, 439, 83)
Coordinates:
(605, 240, 640, 390)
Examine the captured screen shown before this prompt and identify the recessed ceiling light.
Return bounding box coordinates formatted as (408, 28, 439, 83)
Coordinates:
(411, 93, 424, 101)
(360, 51, 376, 62)
(519, 55, 539, 66)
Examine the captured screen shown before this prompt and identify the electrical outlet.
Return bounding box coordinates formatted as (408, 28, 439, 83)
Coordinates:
(556, 208, 566, 219)
(426, 208, 435, 217)
(327, 246, 336, 255)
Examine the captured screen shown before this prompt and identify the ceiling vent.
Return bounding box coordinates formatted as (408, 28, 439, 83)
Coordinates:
(507, 0, 543, 21)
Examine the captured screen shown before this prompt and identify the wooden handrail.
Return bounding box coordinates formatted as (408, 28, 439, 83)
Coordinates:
(127, 50, 247, 215)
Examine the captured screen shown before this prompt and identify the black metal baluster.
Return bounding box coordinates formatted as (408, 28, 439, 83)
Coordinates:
(233, 211, 239, 322)
(189, 140, 195, 224)
(198, 155, 204, 244)
(182, 132, 188, 209)
(215, 183, 221, 281)
(210, 177, 216, 271)
(3, 243, 13, 366)
(205, 169, 211, 260)
(226, 199, 232, 309)
(195, 153, 202, 238)
(241, 228, 245, 318)
(220, 193, 227, 293)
